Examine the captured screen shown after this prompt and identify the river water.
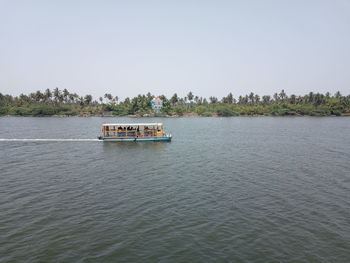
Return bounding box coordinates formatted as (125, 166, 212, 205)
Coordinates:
(0, 117, 349, 262)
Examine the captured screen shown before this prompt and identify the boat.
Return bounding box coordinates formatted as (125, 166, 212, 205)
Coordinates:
(98, 123, 172, 141)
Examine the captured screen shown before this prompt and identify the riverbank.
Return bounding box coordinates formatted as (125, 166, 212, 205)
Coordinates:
(2, 112, 350, 117)
(2, 90, 350, 117)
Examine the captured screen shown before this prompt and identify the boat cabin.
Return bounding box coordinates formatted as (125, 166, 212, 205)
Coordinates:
(102, 123, 164, 138)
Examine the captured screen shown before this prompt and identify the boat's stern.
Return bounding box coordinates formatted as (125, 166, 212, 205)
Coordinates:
(160, 132, 172, 141)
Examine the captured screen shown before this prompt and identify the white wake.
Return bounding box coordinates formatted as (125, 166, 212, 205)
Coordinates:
(0, 139, 101, 142)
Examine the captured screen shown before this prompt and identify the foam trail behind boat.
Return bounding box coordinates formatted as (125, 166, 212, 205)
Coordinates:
(0, 139, 100, 142)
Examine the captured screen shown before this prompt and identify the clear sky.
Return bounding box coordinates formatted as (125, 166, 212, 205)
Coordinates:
(1, 0, 350, 99)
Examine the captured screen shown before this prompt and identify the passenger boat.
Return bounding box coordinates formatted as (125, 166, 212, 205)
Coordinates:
(98, 123, 172, 141)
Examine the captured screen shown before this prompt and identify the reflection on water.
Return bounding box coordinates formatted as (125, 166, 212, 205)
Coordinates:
(102, 141, 168, 152)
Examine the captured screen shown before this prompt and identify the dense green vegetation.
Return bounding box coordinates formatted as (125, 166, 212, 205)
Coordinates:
(1, 88, 349, 117)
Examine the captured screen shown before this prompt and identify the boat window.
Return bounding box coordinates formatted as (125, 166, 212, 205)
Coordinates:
(127, 131, 135, 136)
(144, 131, 153, 136)
(118, 132, 126, 137)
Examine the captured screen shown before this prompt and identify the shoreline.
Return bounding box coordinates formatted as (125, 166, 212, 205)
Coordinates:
(1, 113, 350, 118)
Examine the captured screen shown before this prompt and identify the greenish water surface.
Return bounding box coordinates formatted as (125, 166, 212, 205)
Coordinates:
(0, 117, 349, 262)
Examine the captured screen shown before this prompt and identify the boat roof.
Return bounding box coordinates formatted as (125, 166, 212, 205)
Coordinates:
(102, 123, 163, 126)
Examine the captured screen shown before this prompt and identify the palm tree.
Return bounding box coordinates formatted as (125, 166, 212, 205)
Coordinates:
(53, 87, 60, 103)
(170, 93, 179, 106)
(58, 93, 64, 103)
(84, 95, 93, 105)
(44, 89, 52, 102)
(63, 89, 69, 103)
(248, 92, 255, 104)
(194, 96, 199, 104)
(209, 96, 218, 104)
(146, 92, 153, 101)
(35, 90, 44, 102)
(104, 93, 113, 103)
(335, 91, 341, 98)
(227, 93, 233, 104)
(197, 97, 203, 105)
(262, 95, 270, 105)
(124, 97, 131, 105)
(69, 93, 76, 103)
(308, 92, 314, 104)
(79, 96, 84, 106)
(244, 95, 249, 104)
(222, 93, 233, 104)
(290, 94, 296, 104)
(254, 94, 260, 104)
(187, 91, 194, 102)
(279, 89, 287, 101)
(158, 95, 168, 103)
(18, 93, 29, 105)
(313, 93, 322, 106)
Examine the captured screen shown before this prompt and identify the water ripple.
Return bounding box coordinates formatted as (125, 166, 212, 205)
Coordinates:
(0, 117, 350, 262)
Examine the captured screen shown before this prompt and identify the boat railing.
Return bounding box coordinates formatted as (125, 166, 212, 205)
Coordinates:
(103, 126, 168, 138)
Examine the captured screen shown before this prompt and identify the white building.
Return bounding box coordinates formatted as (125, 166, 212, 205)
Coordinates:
(151, 97, 163, 111)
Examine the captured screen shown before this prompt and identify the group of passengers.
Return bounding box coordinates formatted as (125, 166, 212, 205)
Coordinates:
(116, 126, 140, 131)
(104, 125, 160, 137)
(107, 126, 158, 131)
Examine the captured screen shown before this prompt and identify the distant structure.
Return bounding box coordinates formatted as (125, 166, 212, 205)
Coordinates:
(151, 97, 163, 111)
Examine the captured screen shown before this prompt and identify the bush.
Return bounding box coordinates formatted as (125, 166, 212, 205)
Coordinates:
(9, 106, 32, 116)
(308, 107, 330, 116)
(113, 107, 129, 116)
(174, 106, 185, 116)
(135, 109, 152, 116)
(195, 106, 207, 115)
(216, 106, 239, 117)
(32, 105, 57, 116)
(57, 110, 78, 116)
(331, 109, 342, 116)
(161, 105, 172, 114)
(202, 112, 213, 117)
(268, 105, 296, 116)
(0, 107, 9, 115)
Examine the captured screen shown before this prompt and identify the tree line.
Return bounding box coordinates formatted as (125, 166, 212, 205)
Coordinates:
(0, 88, 349, 116)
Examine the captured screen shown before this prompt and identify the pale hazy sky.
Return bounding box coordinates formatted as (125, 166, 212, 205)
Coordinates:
(1, 0, 350, 99)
